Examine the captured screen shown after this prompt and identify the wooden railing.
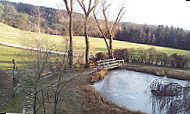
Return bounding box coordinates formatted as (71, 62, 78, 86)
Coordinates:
(97, 58, 124, 70)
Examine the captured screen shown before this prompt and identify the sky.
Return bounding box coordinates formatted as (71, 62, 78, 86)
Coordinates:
(8, 0, 190, 30)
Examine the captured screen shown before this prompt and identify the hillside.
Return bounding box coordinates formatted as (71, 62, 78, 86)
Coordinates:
(0, 1, 103, 37)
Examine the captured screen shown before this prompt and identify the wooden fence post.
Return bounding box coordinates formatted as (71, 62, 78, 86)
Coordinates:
(12, 59, 17, 80)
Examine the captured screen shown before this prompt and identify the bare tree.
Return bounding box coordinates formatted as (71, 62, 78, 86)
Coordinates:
(77, 0, 99, 68)
(93, 0, 125, 58)
(63, 0, 74, 70)
(53, 56, 67, 114)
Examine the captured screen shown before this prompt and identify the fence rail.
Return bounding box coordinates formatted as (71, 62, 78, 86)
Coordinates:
(97, 58, 124, 70)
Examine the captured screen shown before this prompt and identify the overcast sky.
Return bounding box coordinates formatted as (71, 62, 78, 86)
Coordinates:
(9, 0, 190, 30)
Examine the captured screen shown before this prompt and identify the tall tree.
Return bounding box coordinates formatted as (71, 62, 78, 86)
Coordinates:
(63, 0, 74, 70)
(173, 27, 180, 48)
(155, 25, 165, 46)
(178, 28, 186, 49)
(164, 26, 170, 46)
(169, 26, 175, 47)
(186, 33, 190, 50)
(77, 0, 99, 68)
(93, 0, 125, 58)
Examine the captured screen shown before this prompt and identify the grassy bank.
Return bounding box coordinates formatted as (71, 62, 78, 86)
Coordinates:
(0, 22, 190, 55)
(52, 68, 143, 114)
(123, 64, 190, 80)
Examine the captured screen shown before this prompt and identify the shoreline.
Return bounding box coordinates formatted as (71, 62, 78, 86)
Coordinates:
(122, 64, 190, 80)
(78, 68, 144, 114)
(86, 64, 190, 113)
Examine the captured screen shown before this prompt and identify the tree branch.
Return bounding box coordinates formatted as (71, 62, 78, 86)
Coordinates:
(111, 6, 125, 34)
(77, 0, 87, 14)
(63, 0, 71, 15)
(102, 1, 111, 36)
(93, 9, 110, 53)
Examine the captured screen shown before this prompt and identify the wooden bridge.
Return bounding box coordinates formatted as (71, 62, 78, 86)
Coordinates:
(97, 58, 124, 70)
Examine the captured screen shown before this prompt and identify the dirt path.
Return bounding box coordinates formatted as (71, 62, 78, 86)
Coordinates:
(0, 41, 79, 56)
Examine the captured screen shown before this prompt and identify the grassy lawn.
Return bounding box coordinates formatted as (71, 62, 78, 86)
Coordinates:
(0, 22, 190, 55)
(0, 45, 30, 69)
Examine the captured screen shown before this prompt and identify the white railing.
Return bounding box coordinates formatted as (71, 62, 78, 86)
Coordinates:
(97, 58, 124, 69)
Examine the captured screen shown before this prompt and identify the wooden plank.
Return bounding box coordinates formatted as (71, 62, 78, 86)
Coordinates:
(97, 59, 116, 63)
(96, 58, 124, 70)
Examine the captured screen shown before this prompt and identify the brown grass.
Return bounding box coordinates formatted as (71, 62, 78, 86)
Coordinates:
(166, 71, 190, 80)
(50, 68, 145, 114)
(123, 65, 165, 76)
(0, 70, 13, 107)
(89, 69, 108, 83)
(78, 85, 144, 114)
(0, 70, 12, 87)
(123, 64, 190, 80)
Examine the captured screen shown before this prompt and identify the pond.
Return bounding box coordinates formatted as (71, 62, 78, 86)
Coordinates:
(93, 70, 190, 114)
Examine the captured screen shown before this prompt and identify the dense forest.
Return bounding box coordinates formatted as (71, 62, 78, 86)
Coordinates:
(115, 23, 190, 50)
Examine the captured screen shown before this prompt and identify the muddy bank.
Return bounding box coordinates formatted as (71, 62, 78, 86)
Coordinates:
(123, 64, 190, 80)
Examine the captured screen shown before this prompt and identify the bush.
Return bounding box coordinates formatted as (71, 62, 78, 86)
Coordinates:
(114, 49, 128, 60)
(95, 52, 107, 61)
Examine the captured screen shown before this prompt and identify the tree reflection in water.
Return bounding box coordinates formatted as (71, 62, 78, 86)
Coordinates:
(150, 79, 190, 114)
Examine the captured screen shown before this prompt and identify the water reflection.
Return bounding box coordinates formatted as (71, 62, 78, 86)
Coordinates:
(93, 70, 190, 114)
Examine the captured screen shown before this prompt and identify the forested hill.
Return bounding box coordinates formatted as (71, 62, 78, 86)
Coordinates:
(0, 1, 102, 36)
(115, 23, 190, 50)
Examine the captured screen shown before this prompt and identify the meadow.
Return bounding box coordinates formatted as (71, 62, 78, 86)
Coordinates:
(1, 22, 190, 69)
(0, 22, 190, 55)
(0, 45, 30, 69)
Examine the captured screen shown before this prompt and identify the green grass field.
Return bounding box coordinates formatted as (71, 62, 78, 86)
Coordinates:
(0, 45, 30, 69)
(0, 22, 190, 69)
(0, 22, 190, 55)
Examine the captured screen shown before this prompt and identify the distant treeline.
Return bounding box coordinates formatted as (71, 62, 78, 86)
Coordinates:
(114, 48, 190, 69)
(115, 23, 190, 50)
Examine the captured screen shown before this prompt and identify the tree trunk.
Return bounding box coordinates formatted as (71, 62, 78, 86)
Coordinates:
(41, 88, 46, 114)
(84, 17, 90, 68)
(109, 35, 113, 58)
(69, 12, 73, 70)
(53, 96, 58, 114)
(103, 37, 110, 57)
(33, 87, 37, 114)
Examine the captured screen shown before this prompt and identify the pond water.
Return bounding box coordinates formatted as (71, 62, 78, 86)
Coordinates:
(93, 70, 190, 114)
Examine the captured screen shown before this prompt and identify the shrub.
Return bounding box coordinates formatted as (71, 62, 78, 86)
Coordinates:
(114, 49, 128, 60)
(95, 52, 107, 61)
